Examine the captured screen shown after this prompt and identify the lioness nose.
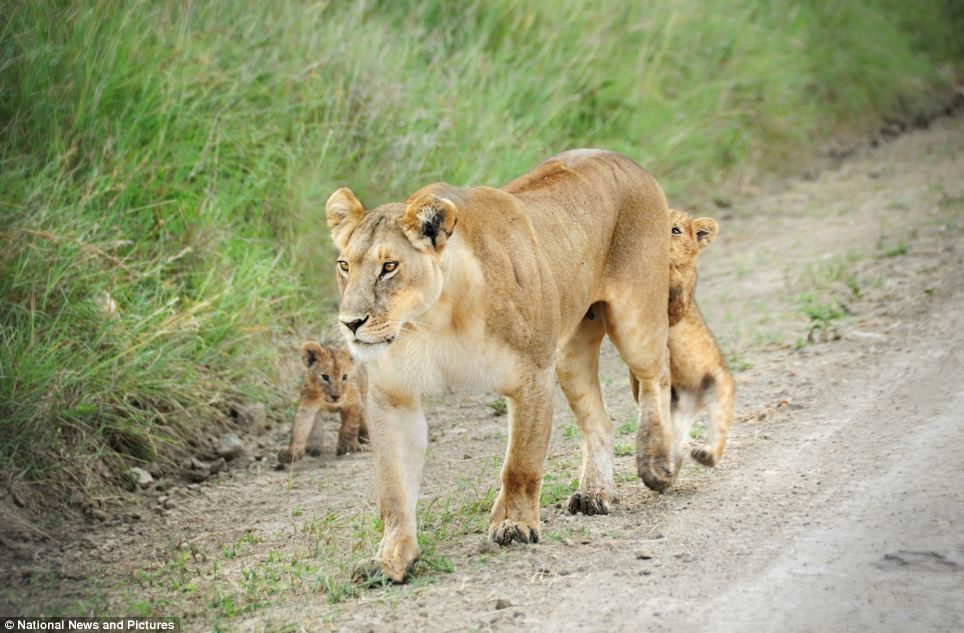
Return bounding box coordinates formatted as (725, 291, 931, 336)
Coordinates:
(342, 315, 369, 334)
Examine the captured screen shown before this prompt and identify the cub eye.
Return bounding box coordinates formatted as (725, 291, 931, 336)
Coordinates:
(337, 260, 349, 273)
(380, 261, 398, 276)
(671, 226, 682, 236)
(321, 374, 330, 382)
(342, 374, 348, 382)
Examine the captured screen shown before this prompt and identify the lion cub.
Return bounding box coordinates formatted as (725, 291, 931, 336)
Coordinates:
(667, 208, 734, 467)
(277, 341, 369, 464)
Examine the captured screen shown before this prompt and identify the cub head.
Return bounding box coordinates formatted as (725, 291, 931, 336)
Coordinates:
(300, 341, 356, 404)
(668, 208, 718, 325)
(324, 185, 459, 360)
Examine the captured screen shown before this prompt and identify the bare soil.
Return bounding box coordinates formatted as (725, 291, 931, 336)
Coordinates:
(2, 112, 963, 632)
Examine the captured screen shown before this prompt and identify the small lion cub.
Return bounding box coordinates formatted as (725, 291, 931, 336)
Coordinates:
(277, 341, 369, 464)
(667, 209, 734, 467)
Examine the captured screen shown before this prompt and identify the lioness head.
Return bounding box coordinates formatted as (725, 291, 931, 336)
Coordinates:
(668, 208, 718, 324)
(324, 186, 458, 360)
(300, 341, 356, 404)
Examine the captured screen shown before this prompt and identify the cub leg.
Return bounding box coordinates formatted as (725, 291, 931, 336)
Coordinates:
(489, 370, 554, 545)
(369, 390, 426, 583)
(278, 400, 321, 464)
(306, 415, 324, 457)
(691, 370, 734, 467)
(336, 405, 367, 455)
(671, 387, 702, 472)
(557, 310, 615, 515)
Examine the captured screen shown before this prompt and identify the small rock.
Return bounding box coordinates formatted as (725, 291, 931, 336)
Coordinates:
(235, 403, 267, 436)
(635, 551, 654, 560)
(208, 457, 227, 475)
(147, 463, 164, 479)
(163, 498, 176, 510)
(90, 508, 108, 522)
(183, 462, 210, 483)
(68, 492, 85, 506)
(10, 485, 27, 508)
(125, 467, 154, 491)
(187, 483, 201, 492)
(217, 432, 245, 460)
(153, 479, 171, 492)
(494, 598, 512, 610)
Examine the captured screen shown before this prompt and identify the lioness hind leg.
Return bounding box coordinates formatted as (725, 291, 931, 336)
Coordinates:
(605, 302, 675, 492)
(557, 308, 615, 515)
(691, 370, 734, 467)
(278, 401, 321, 464)
(489, 370, 553, 545)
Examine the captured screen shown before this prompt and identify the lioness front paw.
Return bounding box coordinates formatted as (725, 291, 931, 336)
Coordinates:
(568, 490, 612, 516)
(691, 446, 720, 467)
(489, 519, 540, 545)
(367, 537, 419, 583)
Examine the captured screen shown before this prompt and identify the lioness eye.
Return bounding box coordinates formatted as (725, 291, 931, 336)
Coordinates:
(337, 260, 349, 272)
(381, 261, 398, 276)
(342, 374, 348, 381)
(672, 226, 682, 236)
(321, 374, 330, 382)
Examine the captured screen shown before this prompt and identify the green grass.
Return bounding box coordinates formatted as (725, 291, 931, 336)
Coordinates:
(1, 0, 962, 496)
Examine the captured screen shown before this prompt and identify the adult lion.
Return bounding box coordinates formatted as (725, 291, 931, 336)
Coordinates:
(326, 150, 673, 582)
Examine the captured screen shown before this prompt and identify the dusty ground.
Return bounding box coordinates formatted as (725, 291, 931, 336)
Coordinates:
(2, 111, 963, 632)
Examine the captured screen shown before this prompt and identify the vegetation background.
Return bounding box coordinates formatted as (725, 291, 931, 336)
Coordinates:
(1, 0, 962, 499)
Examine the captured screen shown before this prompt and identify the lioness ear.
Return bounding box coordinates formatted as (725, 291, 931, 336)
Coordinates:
(325, 188, 365, 251)
(694, 218, 718, 249)
(300, 341, 325, 368)
(400, 193, 458, 251)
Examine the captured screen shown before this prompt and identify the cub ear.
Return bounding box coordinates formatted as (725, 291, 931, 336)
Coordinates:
(400, 193, 458, 251)
(300, 341, 325, 368)
(325, 188, 365, 251)
(693, 217, 718, 249)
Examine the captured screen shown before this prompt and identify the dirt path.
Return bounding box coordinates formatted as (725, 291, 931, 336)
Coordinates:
(3, 112, 963, 632)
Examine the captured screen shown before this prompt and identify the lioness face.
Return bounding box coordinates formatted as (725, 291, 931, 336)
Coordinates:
(325, 187, 457, 361)
(668, 209, 718, 323)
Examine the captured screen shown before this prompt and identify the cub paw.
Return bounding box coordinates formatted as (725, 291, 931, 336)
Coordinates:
(489, 519, 539, 546)
(568, 490, 612, 516)
(691, 446, 720, 467)
(276, 448, 302, 464)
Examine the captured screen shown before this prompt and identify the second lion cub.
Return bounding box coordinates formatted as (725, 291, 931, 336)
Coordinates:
(277, 341, 369, 464)
(666, 208, 734, 467)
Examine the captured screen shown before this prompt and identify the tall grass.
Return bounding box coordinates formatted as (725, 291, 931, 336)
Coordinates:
(1, 0, 960, 498)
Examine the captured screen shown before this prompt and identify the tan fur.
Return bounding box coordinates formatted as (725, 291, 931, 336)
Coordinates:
(633, 209, 734, 468)
(277, 341, 369, 464)
(327, 150, 673, 582)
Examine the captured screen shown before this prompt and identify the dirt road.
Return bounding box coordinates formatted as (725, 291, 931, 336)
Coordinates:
(3, 112, 963, 632)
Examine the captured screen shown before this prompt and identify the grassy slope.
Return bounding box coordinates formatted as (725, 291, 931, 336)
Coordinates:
(0, 0, 960, 498)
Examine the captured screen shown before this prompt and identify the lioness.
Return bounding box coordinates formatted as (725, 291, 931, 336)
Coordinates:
(277, 341, 369, 464)
(326, 150, 673, 582)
